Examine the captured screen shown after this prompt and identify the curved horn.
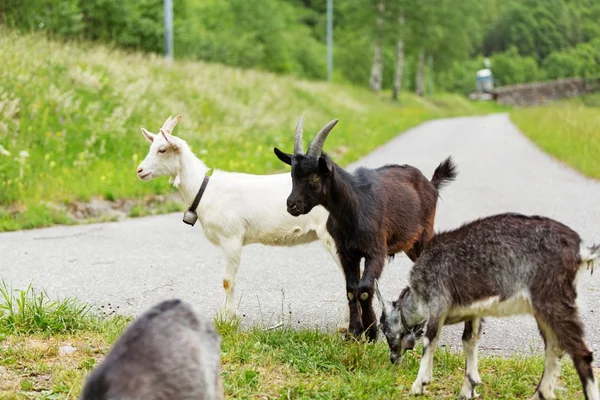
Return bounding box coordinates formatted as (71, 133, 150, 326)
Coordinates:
(307, 119, 338, 158)
(293, 115, 305, 155)
(374, 279, 390, 318)
(161, 114, 182, 135)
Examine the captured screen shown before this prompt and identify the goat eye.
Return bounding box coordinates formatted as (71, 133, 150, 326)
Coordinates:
(158, 148, 167, 154)
(312, 175, 320, 183)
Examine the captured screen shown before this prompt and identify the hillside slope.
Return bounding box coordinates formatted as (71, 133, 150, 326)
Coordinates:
(0, 29, 503, 231)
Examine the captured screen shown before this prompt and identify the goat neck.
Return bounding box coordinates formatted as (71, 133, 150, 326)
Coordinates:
(176, 147, 210, 207)
(323, 164, 360, 228)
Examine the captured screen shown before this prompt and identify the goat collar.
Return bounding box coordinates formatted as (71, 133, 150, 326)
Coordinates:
(182, 169, 213, 226)
(400, 307, 424, 338)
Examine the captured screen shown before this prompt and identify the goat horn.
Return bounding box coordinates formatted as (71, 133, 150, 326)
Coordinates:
(374, 279, 390, 318)
(293, 115, 305, 155)
(161, 114, 182, 135)
(307, 119, 338, 158)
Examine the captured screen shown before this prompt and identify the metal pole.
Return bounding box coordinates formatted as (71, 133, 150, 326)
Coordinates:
(326, 0, 333, 81)
(164, 0, 174, 61)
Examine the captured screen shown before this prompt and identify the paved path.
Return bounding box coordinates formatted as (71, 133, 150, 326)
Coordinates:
(2, 113, 600, 363)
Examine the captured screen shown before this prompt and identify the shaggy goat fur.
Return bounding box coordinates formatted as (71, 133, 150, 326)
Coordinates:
(376, 212, 600, 400)
(136, 115, 349, 328)
(274, 116, 457, 341)
(79, 299, 223, 400)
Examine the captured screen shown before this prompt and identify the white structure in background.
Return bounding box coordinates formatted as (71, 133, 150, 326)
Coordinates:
(471, 58, 494, 100)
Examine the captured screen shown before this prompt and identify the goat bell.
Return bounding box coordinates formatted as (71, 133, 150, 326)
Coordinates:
(182, 209, 198, 226)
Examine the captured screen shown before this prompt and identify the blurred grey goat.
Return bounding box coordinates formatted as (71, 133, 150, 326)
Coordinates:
(79, 299, 223, 400)
(375, 212, 599, 400)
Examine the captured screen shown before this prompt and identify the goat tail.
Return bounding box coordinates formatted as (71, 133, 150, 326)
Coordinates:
(430, 156, 458, 193)
(579, 243, 600, 274)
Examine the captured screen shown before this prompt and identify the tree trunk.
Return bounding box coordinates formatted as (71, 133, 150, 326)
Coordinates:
(391, 14, 405, 101)
(416, 49, 426, 97)
(427, 54, 434, 96)
(369, 0, 385, 93)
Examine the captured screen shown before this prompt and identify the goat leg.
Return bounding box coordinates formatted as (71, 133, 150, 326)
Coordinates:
(530, 317, 563, 400)
(220, 237, 243, 318)
(534, 302, 600, 400)
(411, 313, 444, 395)
(459, 319, 483, 399)
(342, 256, 364, 339)
(358, 255, 386, 342)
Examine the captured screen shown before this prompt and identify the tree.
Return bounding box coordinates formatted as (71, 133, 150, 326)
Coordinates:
(368, 0, 386, 92)
(391, 13, 405, 100)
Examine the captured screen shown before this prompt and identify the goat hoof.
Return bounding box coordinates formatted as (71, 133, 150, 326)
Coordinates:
(467, 373, 482, 387)
(458, 390, 480, 400)
(529, 392, 555, 400)
(410, 381, 426, 395)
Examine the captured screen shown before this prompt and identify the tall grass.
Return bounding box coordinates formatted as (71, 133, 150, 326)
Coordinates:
(0, 28, 506, 231)
(510, 97, 600, 179)
(0, 283, 590, 399)
(0, 280, 128, 337)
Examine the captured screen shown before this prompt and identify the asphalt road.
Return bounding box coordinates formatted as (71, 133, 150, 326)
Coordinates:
(2, 113, 599, 363)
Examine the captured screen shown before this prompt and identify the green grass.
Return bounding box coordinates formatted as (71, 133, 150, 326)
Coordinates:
(510, 93, 600, 179)
(0, 282, 593, 399)
(0, 28, 508, 232)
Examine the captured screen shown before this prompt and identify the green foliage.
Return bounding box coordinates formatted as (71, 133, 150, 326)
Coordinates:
(510, 99, 600, 180)
(0, 280, 94, 335)
(542, 38, 600, 79)
(79, 0, 164, 52)
(490, 46, 542, 85)
(3, 0, 600, 91)
(2, 0, 84, 35)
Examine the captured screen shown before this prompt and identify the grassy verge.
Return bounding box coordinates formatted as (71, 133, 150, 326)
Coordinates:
(510, 93, 600, 180)
(0, 282, 592, 399)
(0, 28, 508, 232)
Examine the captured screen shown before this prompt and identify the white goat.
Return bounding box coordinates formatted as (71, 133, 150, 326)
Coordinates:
(136, 115, 348, 328)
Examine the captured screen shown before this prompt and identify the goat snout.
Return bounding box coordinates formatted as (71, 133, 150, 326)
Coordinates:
(286, 199, 302, 216)
(137, 165, 152, 180)
(390, 353, 400, 364)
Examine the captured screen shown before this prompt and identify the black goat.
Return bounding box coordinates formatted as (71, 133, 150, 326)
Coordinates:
(274, 116, 457, 341)
(375, 212, 600, 400)
(79, 299, 223, 400)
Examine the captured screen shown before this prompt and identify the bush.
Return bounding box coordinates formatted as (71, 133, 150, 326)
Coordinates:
(435, 57, 487, 95)
(1, 0, 328, 80)
(542, 39, 600, 79)
(490, 46, 542, 85)
(2, 0, 83, 36)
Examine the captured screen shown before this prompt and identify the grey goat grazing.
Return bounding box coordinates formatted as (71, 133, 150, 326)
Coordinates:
(375, 212, 599, 400)
(79, 299, 223, 400)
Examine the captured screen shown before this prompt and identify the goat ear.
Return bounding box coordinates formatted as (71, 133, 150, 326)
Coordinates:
(318, 156, 332, 176)
(160, 129, 178, 148)
(141, 128, 155, 143)
(273, 147, 292, 166)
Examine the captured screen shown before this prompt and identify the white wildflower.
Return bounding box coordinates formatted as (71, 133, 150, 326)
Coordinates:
(19, 150, 29, 158)
(0, 144, 10, 156)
